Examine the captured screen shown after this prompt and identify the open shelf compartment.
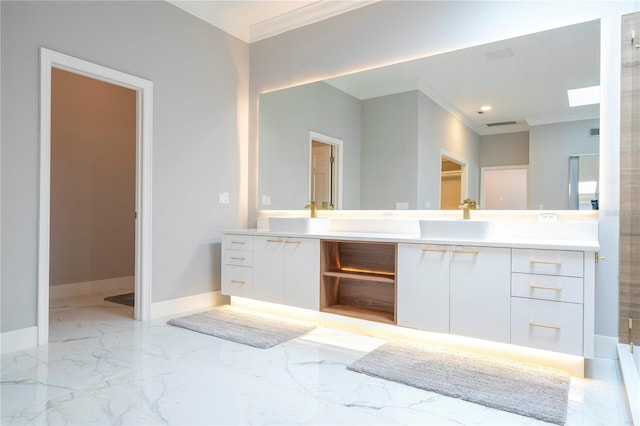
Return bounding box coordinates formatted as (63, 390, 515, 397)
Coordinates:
(320, 240, 397, 324)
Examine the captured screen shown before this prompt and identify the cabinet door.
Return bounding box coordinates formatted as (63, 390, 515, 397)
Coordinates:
(284, 238, 320, 310)
(450, 246, 511, 343)
(397, 243, 450, 333)
(253, 236, 285, 304)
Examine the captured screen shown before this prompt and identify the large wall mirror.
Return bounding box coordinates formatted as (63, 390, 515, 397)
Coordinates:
(258, 20, 600, 211)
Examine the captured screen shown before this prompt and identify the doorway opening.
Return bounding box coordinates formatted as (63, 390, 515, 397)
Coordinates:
(309, 131, 342, 209)
(38, 48, 153, 345)
(440, 154, 467, 210)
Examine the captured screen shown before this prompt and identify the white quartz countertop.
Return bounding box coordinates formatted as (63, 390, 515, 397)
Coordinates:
(223, 228, 600, 251)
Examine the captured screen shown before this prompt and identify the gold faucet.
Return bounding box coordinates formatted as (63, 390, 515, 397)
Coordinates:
(320, 201, 334, 210)
(304, 201, 318, 218)
(459, 198, 478, 220)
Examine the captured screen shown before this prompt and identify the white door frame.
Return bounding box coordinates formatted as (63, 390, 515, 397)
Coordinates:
(309, 131, 343, 209)
(480, 165, 529, 210)
(38, 48, 153, 344)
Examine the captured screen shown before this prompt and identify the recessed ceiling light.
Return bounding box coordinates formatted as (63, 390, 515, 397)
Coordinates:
(567, 86, 600, 107)
(480, 105, 492, 112)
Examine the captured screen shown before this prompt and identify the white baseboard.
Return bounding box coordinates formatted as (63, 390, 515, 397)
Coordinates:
(150, 291, 229, 319)
(618, 344, 639, 425)
(1, 326, 38, 354)
(595, 334, 620, 359)
(49, 275, 134, 300)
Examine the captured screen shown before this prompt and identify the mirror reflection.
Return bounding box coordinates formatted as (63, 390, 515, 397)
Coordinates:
(258, 20, 600, 211)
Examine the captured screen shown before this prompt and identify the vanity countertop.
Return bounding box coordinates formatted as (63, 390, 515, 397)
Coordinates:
(223, 228, 600, 251)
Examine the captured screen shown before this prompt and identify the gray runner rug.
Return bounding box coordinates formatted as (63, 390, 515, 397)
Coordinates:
(347, 341, 570, 425)
(167, 305, 315, 349)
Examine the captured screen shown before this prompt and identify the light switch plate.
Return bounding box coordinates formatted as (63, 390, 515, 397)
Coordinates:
(538, 212, 557, 222)
(218, 192, 229, 204)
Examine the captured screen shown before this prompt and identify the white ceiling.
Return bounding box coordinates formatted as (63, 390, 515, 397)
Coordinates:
(167, 0, 378, 43)
(167, 2, 600, 136)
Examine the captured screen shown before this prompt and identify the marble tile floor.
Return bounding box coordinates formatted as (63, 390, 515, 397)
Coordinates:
(0, 292, 632, 425)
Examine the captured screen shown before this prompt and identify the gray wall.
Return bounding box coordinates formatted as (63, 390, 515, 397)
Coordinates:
(529, 119, 600, 210)
(249, 1, 635, 341)
(1, 1, 249, 332)
(361, 91, 419, 209)
(479, 132, 529, 167)
(258, 81, 361, 210)
(50, 69, 136, 286)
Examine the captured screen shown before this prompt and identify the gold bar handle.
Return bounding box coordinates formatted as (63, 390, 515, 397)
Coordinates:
(230, 256, 246, 260)
(529, 322, 561, 330)
(529, 259, 562, 266)
(230, 241, 246, 245)
(266, 239, 284, 243)
(422, 248, 447, 253)
(284, 240, 301, 244)
(530, 285, 562, 291)
(230, 280, 246, 285)
(452, 250, 479, 255)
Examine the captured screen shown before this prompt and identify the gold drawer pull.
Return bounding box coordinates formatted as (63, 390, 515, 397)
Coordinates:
(452, 250, 479, 255)
(230, 280, 246, 285)
(230, 241, 246, 245)
(267, 239, 283, 243)
(422, 248, 447, 253)
(530, 259, 562, 266)
(529, 285, 562, 291)
(529, 322, 561, 330)
(284, 240, 301, 244)
(230, 256, 246, 261)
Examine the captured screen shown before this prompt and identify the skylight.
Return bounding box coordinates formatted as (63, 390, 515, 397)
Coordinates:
(567, 86, 600, 107)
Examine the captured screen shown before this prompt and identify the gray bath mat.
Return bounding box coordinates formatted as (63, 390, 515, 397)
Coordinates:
(104, 292, 134, 307)
(167, 305, 316, 349)
(347, 341, 570, 425)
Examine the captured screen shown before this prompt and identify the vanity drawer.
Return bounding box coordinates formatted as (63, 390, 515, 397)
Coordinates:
(224, 250, 253, 267)
(512, 249, 583, 277)
(224, 234, 253, 251)
(511, 297, 583, 356)
(223, 265, 253, 298)
(511, 273, 583, 304)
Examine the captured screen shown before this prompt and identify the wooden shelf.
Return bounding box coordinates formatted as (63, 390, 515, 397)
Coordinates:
(322, 305, 395, 324)
(322, 270, 395, 284)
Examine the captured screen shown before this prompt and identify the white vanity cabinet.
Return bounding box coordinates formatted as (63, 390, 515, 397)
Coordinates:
(449, 246, 511, 343)
(253, 235, 320, 310)
(222, 234, 254, 298)
(397, 243, 450, 333)
(510, 248, 590, 356)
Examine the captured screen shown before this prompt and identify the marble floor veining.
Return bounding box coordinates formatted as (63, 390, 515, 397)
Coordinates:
(0, 293, 633, 425)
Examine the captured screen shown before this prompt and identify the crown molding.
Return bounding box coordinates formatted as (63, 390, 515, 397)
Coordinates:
(250, 1, 379, 43)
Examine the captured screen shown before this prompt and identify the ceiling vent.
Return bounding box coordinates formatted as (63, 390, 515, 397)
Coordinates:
(485, 47, 514, 61)
(590, 128, 600, 136)
(486, 121, 518, 127)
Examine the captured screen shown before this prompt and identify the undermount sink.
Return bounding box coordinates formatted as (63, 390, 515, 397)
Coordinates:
(419, 219, 491, 241)
(268, 217, 330, 234)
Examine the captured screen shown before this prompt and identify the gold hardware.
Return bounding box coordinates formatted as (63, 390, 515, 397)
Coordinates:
(284, 240, 302, 244)
(459, 198, 478, 220)
(630, 318, 634, 354)
(529, 259, 562, 266)
(452, 249, 479, 255)
(320, 201, 334, 210)
(530, 285, 562, 291)
(230, 280, 246, 284)
(595, 252, 605, 263)
(230, 241, 246, 245)
(230, 256, 246, 260)
(422, 247, 447, 253)
(304, 201, 318, 218)
(267, 239, 284, 243)
(529, 322, 561, 330)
